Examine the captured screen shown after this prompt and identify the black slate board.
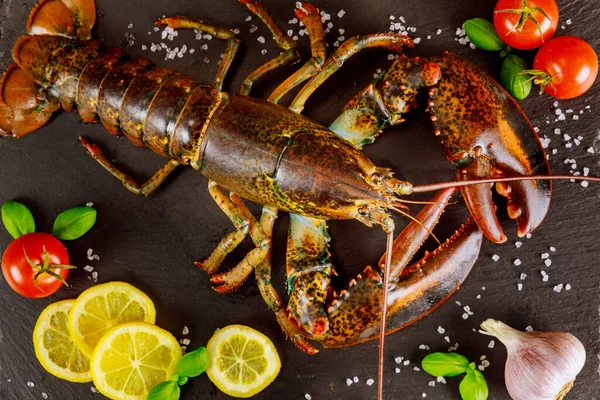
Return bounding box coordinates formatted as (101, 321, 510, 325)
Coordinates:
(0, 0, 599, 399)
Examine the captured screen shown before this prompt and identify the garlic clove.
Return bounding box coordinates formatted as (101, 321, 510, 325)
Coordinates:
(480, 319, 586, 400)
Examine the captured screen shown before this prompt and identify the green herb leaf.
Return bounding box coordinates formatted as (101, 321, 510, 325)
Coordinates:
(176, 376, 188, 386)
(176, 347, 210, 378)
(459, 368, 489, 400)
(500, 55, 532, 100)
(464, 18, 506, 51)
(147, 380, 180, 400)
(421, 352, 470, 377)
(2, 201, 35, 239)
(52, 206, 97, 240)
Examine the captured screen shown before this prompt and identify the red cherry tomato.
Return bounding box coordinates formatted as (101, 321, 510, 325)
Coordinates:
(532, 36, 599, 99)
(494, 0, 559, 50)
(1, 232, 71, 298)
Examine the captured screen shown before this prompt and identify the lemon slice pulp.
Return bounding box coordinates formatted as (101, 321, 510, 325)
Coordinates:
(33, 299, 92, 382)
(206, 325, 281, 398)
(68, 281, 156, 357)
(91, 322, 181, 400)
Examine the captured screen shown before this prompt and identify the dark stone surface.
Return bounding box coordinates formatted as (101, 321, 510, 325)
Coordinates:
(0, 0, 598, 399)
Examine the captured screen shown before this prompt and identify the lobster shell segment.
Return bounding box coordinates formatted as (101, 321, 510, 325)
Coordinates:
(428, 52, 551, 243)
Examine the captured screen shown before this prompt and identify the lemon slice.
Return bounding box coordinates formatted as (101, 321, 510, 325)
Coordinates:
(33, 299, 92, 383)
(206, 325, 281, 398)
(68, 282, 156, 357)
(91, 322, 181, 400)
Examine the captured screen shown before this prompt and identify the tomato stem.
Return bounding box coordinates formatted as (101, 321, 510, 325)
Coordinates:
(22, 246, 76, 290)
(495, 0, 552, 39)
(521, 69, 556, 94)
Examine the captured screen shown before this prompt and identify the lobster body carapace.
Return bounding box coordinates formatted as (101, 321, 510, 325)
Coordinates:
(1, 0, 554, 356)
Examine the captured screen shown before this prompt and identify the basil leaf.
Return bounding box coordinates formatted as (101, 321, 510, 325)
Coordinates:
(147, 380, 180, 400)
(459, 369, 489, 400)
(464, 18, 506, 51)
(421, 352, 470, 377)
(52, 206, 97, 240)
(177, 376, 188, 386)
(2, 201, 35, 239)
(500, 55, 532, 100)
(176, 346, 210, 378)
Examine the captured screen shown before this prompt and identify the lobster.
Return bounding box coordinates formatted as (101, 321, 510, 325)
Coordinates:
(1, 0, 596, 397)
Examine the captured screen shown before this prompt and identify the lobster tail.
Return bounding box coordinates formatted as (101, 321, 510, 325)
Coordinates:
(0, 0, 97, 137)
(0, 64, 60, 137)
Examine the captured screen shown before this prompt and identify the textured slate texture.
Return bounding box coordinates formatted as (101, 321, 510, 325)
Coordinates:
(0, 0, 599, 399)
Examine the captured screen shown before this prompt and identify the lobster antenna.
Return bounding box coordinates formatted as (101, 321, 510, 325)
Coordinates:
(378, 230, 395, 400)
(411, 174, 600, 193)
(393, 206, 442, 246)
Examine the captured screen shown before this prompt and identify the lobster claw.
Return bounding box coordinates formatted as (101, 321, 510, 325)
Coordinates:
(429, 52, 551, 243)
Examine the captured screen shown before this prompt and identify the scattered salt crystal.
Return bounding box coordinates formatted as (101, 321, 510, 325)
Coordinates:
(42, 393, 48, 399)
(584, 167, 590, 176)
(581, 181, 589, 188)
(246, 15, 252, 21)
(436, 29, 442, 34)
(492, 254, 500, 262)
(573, 115, 579, 121)
(444, 336, 450, 343)
(395, 368, 401, 373)
(419, 344, 430, 350)
(482, 360, 490, 368)
(86, 202, 94, 207)
(250, 25, 258, 33)
(87, 248, 93, 256)
(587, 147, 595, 154)
(427, 35, 432, 39)
(437, 376, 446, 384)
(563, 134, 571, 141)
(526, 233, 532, 239)
(544, 259, 552, 267)
(93, 254, 100, 261)
(204, 58, 210, 63)
(513, 259, 522, 266)
(558, 114, 566, 121)
(153, 27, 160, 32)
(388, 54, 395, 61)
(180, 338, 191, 346)
(390, 15, 396, 20)
(366, 378, 375, 386)
(338, 36, 345, 41)
(565, 284, 572, 290)
(337, 9, 346, 18)
(261, 49, 268, 55)
(488, 340, 495, 348)
(515, 241, 523, 249)
(437, 326, 445, 334)
(554, 128, 561, 135)
(478, 365, 485, 371)
(395, 356, 403, 364)
(346, 378, 353, 386)
(83, 265, 94, 272)
(476, 294, 481, 299)
(550, 246, 556, 252)
(455, 301, 462, 306)
(422, 394, 427, 398)
(182, 326, 189, 335)
(428, 380, 436, 387)
(520, 273, 527, 280)
(27, 382, 35, 387)
(414, 366, 421, 371)
(91, 387, 98, 393)
(189, 48, 195, 54)
(566, 19, 572, 25)
(201, 44, 208, 50)
(414, 37, 422, 44)
(257, 36, 265, 44)
(517, 283, 523, 291)
(128, 23, 133, 29)
(305, 394, 312, 400)
(403, 360, 410, 366)
(462, 313, 469, 320)
(553, 284, 564, 293)
(141, 45, 147, 51)
(542, 274, 549, 282)
(92, 271, 98, 282)
(541, 252, 549, 259)
(525, 326, 533, 332)
(353, 376, 359, 383)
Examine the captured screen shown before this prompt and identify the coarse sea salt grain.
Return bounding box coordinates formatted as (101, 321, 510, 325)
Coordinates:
(305, 394, 312, 400)
(42, 393, 49, 399)
(91, 387, 98, 393)
(544, 259, 552, 267)
(395, 367, 401, 373)
(553, 284, 564, 293)
(520, 273, 527, 280)
(517, 283, 523, 291)
(565, 284, 572, 290)
(346, 378, 352, 386)
(513, 259, 522, 266)
(437, 326, 445, 334)
(337, 9, 346, 18)
(488, 340, 495, 348)
(429, 381, 435, 387)
(353, 376, 359, 383)
(492, 254, 500, 262)
(403, 360, 410, 366)
(437, 376, 446, 384)
(395, 356, 403, 364)
(525, 326, 533, 332)
(515, 241, 523, 248)
(27, 382, 34, 387)
(444, 336, 450, 343)
(182, 326, 189, 335)
(414, 366, 421, 371)
(366, 378, 375, 386)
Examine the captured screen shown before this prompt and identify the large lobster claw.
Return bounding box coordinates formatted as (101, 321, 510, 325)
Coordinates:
(428, 52, 551, 243)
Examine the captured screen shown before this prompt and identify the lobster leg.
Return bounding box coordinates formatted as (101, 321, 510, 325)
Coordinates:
(155, 17, 240, 91)
(237, 0, 300, 96)
(199, 181, 271, 293)
(290, 33, 414, 113)
(268, 2, 326, 103)
(78, 137, 180, 196)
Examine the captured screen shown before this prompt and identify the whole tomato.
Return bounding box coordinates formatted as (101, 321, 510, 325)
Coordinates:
(494, 0, 559, 50)
(2, 232, 73, 298)
(530, 36, 599, 99)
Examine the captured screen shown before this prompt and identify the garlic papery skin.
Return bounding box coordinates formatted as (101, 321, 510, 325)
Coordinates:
(480, 319, 586, 400)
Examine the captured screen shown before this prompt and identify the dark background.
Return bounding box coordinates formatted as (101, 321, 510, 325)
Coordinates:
(1, 0, 599, 399)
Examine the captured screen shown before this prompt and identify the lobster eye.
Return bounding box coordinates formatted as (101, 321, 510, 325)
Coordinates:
(370, 172, 383, 184)
(358, 205, 369, 215)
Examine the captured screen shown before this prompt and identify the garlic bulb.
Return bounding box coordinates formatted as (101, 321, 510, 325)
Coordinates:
(480, 319, 586, 400)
